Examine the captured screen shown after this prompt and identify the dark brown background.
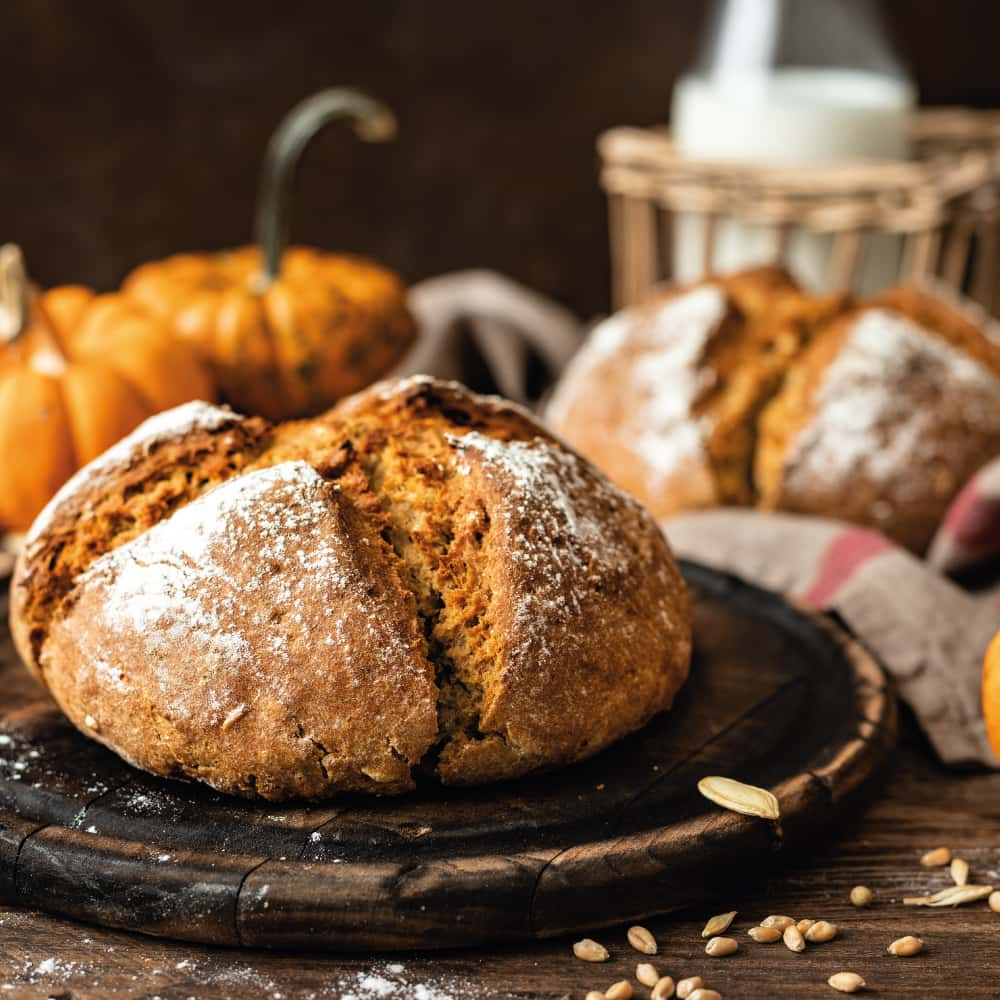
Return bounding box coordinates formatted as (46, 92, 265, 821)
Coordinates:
(3, 0, 1000, 317)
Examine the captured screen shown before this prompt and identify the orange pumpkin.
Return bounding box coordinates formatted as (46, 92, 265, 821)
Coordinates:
(984, 629, 1000, 758)
(0, 244, 215, 532)
(122, 89, 416, 422)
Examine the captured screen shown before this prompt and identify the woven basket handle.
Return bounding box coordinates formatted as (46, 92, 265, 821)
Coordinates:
(254, 87, 397, 287)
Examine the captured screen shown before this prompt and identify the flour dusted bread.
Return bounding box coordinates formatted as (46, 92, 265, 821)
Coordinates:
(12, 379, 691, 799)
(548, 269, 1000, 552)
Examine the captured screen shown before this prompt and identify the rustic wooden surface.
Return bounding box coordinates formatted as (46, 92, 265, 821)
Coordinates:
(0, 565, 893, 953)
(1, 714, 998, 999)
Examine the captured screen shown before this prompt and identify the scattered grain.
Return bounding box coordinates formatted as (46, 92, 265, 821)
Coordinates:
(989, 890, 1000, 913)
(920, 847, 951, 867)
(574, 939, 610, 962)
(637, 964, 660, 988)
(652, 976, 676, 999)
(688, 990, 722, 1000)
(697, 776, 780, 820)
(748, 926, 782, 943)
(627, 925, 657, 955)
(760, 915, 796, 930)
(805, 920, 838, 943)
(849, 886, 873, 907)
(783, 925, 806, 953)
(902, 885, 993, 907)
(828, 972, 866, 993)
(605, 981, 633, 1000)
(950, 857, 969, 886)
(701, 911, 737, 938)
(704, 936, 738, 958)
(887, 935, 923, 957)
(796, 919, 814, 935)
(586, 992, 605, 1000)
(676, 977, 704, 999)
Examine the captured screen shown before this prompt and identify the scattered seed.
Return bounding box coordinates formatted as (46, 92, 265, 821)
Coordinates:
(902, 884, 993, 907)
(586, 993, 605, 1000)
(701, 910, 737, 938)
(637, 964, 660, 988)
(796, 919, 814, 935)
(748, 925, 782, 943)
(950, 857, 969, 886)
(849, 885, 873, 907)
(705, 936, 738, 957)
(688, 991, 722, 1000)
(651, 977, 676, 1000)
(605, 981, 633, 1000)
(887, 935, 924, 957)
(698, 775, 780, 820)
(990, 891, 1000, 913)
(920, 846, 952, 867)
(828, 972, 866, 993)
(783, 925, 806, 953)
(627, 925, 657, 955)
(676, 977, 704, 999)
(760, 914, 796, 930)
(574, 938, 609, 962)
(805, 920, 838, 943)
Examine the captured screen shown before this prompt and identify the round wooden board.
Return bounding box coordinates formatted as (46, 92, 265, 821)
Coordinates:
(0, 562, 895, 951)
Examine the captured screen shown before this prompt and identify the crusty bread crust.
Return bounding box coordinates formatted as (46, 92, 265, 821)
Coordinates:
(12, 378, 692, 800)
(549, 270, 1000, 553)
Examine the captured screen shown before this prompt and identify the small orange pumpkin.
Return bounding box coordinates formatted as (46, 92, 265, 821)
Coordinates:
(0, 244, 215, 532)
(123, 89, 416, 421)
(984, 629, 1000, 759)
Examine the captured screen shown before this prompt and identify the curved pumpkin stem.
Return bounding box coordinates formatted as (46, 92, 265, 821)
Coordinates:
(254, 87, 397, 288)
(0, 243, 30, 344)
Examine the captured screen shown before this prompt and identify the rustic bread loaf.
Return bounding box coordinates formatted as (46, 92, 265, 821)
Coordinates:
(12, 377, 691, 800)
(547, 269, 1000, 552)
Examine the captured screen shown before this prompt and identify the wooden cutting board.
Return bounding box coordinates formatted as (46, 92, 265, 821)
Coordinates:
(0, 562, 894, 951)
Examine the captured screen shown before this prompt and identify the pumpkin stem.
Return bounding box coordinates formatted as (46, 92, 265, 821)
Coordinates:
(254, 87, 397, 288)
(0, 243, 30, 343)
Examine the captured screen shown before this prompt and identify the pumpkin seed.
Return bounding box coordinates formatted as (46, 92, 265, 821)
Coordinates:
(805, 920, 838, 943)
(950, 857, 969, 886)
(828, 972, 866, 993)
(920, 846, 951, 867)
(849, 885, 873, 907)
(637, 964, 660, 987)
(902, 884, 993, 907)
(748, 926, 782, 943)
(605, 981, 633, 1000)
(651, 977, 676, 1000)
(627, 924, 657, 955)
(782, 925, 806, 953)
(704, 936, 738, 957)
(676, 977, 704, 999)
(887, 935, 923, 956)
(697, 776, 780, 820)
(574, 938, 609, 962)
(701, 911, 737, 938)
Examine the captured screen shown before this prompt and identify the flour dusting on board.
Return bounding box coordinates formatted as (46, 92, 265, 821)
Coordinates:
(26, 400, 238, 546)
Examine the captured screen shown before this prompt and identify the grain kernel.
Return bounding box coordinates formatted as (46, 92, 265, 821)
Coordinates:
(651, 977, 676, 1000)
(586, 993, 605, 1000)
(688, 991, 722, 1000)
(676, 977, 704, 999)
(637, 963, 660, 987)
(805, 920, 838, 943)
(950, 857, 969, 886)
(920, 846, 951, 867)
(705, 935, 738, 957)
(605, 981, 633, 1000)
(828, 972, 866, 993)
(748, 925, 781, 943)
(701, 910, 737, 937)
(887, 935, 923, 956)
(990, 890, 1000, 913)
(760, 914, 795, 930)
(627, 924, 657, 955)
(783, 925, 806, 953)
(796, 918, 814, 934)
(573, 938, 609, 962)
(849, 885, 873, 907)
(903, 884, 993, 907)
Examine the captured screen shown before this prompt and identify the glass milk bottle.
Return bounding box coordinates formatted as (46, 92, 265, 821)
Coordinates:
(670, 0, 915, 292)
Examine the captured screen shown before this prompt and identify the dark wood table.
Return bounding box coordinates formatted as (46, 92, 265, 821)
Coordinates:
(1, 710, 997, 999)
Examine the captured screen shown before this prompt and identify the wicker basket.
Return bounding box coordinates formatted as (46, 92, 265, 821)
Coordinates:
(599, 108, 1000, 312)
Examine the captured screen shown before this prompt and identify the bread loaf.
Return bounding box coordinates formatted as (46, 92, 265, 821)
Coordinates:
(12, 377, 691, 800)
(548, 269, 1000, 552)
